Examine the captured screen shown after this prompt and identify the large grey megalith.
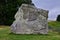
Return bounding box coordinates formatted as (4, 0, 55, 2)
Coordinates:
(11, 4, 49, 34)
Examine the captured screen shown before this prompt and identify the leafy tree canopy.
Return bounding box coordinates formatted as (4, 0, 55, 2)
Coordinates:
(0, 0, 33, 25)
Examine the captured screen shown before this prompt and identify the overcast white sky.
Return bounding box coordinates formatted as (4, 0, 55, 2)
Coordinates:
(32, 0, 60, 20)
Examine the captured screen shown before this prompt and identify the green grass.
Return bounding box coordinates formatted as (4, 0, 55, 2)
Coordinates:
(48, 21, 60, 27)
(48, 21, 60, 32)
(0, 21, 60, 40)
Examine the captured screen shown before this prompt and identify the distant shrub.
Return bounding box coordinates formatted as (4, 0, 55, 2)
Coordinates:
(56, 15, 60, 22)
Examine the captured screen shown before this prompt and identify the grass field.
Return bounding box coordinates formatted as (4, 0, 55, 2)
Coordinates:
(48, 21, 60, 27)
(0, 21, 60, 40)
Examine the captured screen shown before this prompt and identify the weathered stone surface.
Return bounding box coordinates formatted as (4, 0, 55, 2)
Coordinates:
(11, 4, 49, 34)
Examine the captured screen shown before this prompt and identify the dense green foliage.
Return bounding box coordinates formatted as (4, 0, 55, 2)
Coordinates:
(0, 0, 18, 25)
(0, 0, 32, 25)
(56, 15, 60, 22)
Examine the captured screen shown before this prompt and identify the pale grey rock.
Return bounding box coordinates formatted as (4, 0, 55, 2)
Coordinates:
(11, 4, 49, 34)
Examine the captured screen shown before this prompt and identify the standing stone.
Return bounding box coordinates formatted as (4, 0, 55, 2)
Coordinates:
(11, 4, 49, 34)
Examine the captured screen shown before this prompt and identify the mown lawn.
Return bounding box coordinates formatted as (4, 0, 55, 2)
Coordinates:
(0, 21, 60, 40)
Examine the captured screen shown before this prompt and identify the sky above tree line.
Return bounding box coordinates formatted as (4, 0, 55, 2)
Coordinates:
(32, 0, 60, 21)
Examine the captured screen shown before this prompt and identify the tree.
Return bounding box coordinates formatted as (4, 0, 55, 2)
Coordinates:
(56, 15, 60, 22)
(0, 0, 32, 25)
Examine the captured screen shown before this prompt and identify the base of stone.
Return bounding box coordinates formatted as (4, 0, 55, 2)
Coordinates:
(11, 31, 48, 34)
